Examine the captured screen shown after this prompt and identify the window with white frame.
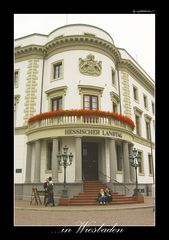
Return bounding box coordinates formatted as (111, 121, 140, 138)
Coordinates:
(134, 107, 143, 137)
(113, 102, 118, 113)
(148, 154, 153, 175)
(83, 95, 98, 110)
(110, 92, 120, 113)
(112, 69, 116, 86)
(138, 151, 144, 174)
(14, 70, 19, 88)
(143, 94, 148, 109)
(133, 86, 139, 101)
(135, 115, 141, 136)
(152, 102, 155, 115)
(145, 121, 151, 140)
(52, 61, 63, 80)
(51, 97, 62, 111)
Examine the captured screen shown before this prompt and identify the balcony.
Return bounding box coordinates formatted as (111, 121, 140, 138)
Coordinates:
(26, 110, 135, 141)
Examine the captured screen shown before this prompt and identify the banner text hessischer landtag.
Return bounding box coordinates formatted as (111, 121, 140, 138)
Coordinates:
(65, 129, 122, 138)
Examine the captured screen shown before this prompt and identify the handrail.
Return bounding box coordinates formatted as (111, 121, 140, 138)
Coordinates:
(99, 171, 130, 195)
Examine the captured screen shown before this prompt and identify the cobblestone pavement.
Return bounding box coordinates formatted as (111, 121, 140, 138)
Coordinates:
(14, 197, 155, 226)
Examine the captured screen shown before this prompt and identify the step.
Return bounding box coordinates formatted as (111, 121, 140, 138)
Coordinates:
(67, 201, 138, 206)
(59, 180, 143, 206)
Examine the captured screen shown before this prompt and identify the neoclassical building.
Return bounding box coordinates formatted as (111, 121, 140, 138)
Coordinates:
(14, 24, 155, 201)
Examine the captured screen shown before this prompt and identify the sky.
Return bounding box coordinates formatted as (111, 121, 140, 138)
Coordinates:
(14, 14, 155, 80)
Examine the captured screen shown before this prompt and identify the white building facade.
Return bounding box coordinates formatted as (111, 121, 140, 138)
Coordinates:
(14, 24, 155, 200)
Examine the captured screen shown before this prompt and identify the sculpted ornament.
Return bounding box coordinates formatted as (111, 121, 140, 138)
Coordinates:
(79, 54, 102, 76)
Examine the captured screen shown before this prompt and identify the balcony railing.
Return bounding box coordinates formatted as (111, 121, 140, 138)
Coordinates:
(28, 110, 135, 132)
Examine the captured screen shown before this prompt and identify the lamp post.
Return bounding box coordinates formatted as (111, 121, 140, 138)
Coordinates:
(129, 147, 141, 196)
(57, 145, 73, 197)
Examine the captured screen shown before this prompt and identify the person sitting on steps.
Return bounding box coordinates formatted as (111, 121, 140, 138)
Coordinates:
(104, 187, 112, 204)
(97, 188, 106, 204)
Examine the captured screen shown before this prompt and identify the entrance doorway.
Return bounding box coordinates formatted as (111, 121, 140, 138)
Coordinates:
(82, 142, 98, 180)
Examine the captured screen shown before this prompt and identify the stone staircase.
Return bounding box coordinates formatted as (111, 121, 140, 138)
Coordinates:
(59, 180, 144, 206)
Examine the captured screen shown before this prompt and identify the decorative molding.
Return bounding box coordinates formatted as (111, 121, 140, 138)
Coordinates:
(78, 85, 104, 96)
(133, 134, 155, 148)
(15, 34, 154, 96)
(15, 35, 121, 64)
(15, 126, 28, 134)
(133, 106, 143, 115)
(45, 86, 68, 97)
(23, 59, 39, 124)
(14, 94, 21, 104)
(121, 72, 132, 117)
(110, 91, 120, 103)
(144, 114, 152, 121)
(118, 60, 154, 96)
(79, 54, 102, 76)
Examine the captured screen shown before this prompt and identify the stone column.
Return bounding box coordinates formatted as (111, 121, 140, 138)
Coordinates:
(129, 144, 135, 182)
(104, 138, 110, 181)
(25, 143, 32, 183)
(33, 140, 41, 183)
(123, 142, 131, 183)
(52, 138, 59, 183)
(109, 139, 117, 181)
(75, 137, 82, 182)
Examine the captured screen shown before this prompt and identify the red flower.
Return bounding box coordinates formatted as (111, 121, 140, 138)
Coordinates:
(28, 109, 135, 129)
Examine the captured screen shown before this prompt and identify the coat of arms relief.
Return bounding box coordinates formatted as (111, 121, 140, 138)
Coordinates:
(79, 54, 102, 76)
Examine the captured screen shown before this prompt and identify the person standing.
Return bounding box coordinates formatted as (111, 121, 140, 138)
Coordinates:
(45, 177, 55, 206)
(43, 178, 49, 205)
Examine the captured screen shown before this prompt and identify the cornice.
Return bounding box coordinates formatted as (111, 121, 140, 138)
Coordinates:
(15, 35, 154, 95)
(78, 84, 104, 96)
(15, 35, 121, 64)
(110, 91, 120, 102)
(133, 134, 155, 148)
(15, 45, 45, 60)
(15, 126, 28, 135)
(45, 86, 67, 96)
(117, 59, 154, 96)
(144, 114, 152, 121)
(134, 106, 143, 115)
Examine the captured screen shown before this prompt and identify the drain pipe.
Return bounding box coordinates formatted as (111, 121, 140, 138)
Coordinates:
(40, 51, 46, 113)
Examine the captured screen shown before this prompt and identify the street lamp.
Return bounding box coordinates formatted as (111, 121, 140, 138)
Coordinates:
(57, 145, 73, 197)
(129, 147, 141, 196)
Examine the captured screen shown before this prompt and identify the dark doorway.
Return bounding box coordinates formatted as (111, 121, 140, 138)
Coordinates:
(82, 142, 98, 180)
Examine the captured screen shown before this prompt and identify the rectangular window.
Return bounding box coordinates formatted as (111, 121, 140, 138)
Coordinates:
(14, 71, 19, 88)
(113, 102, 118, 113)
(47, 142, 52, 170)
(135, 115, 141, 136)
(53, 62, 62, 79)
(138, 151, 144, 174)
(143, 94, 148, 109)
(112, 70, 116, 86)
(51, 97, 62, 111)
(116, 145, 122, 171)
(146, 121, 151, 140)
(83, 95, 98, 110)
(148, 154, 153, 175)
(152, 102, 155, 114)
(14, 103, 16, 127)
(133, 86, 138, 101)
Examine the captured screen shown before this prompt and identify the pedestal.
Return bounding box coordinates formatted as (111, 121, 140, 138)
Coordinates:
(62, 188, 68, 197)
